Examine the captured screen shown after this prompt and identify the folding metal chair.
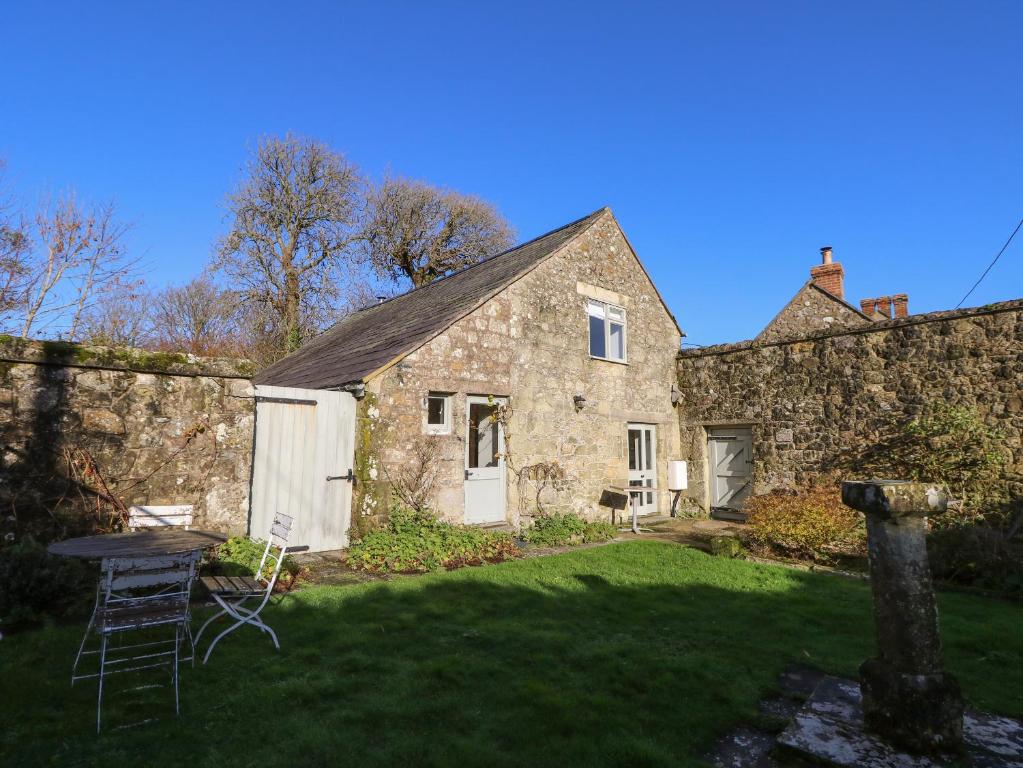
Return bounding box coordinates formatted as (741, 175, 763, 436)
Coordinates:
(194, 513, 293, 664)
(72, 550, 201, 732)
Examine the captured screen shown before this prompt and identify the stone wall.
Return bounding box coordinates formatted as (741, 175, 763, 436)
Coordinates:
(362, 211, 682, 527)
(757, 282, 872, 343)
(0, 338, 255, 542)
(676, 299, 1023, 513)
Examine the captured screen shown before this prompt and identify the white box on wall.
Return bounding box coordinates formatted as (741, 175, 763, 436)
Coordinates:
(668, 460, 688, 491)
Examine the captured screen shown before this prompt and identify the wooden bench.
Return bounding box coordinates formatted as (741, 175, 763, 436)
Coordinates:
(127, 505, 194, 530)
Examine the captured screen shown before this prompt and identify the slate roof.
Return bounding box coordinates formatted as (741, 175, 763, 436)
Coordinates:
(253, 207, 609, 389)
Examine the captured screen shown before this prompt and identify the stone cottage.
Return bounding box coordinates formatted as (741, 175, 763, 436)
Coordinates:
(252, 208, 683, 549)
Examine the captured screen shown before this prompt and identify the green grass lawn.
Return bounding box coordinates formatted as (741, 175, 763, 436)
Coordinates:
(3, 541, 1021, 768)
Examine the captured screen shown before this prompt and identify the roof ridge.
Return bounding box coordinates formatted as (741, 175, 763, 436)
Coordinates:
(352, 206, 609, 314)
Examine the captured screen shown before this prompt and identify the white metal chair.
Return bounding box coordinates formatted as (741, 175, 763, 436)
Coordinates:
(194, 513, 293, 664)
(128, 505, 194, 530)
(72, 550, 201, 732)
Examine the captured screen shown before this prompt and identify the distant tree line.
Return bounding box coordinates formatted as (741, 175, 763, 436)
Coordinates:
(0, 135, 513, 365)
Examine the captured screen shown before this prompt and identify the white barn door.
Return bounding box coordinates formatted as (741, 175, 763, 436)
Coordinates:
(250, 385, 356, 552)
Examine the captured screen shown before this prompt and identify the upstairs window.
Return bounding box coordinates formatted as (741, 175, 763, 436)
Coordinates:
(425, 392, 452, 434)
(588, 300, 627, 362)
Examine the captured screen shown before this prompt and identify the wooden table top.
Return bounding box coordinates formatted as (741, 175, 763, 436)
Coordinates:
(48, 529, 228, 559)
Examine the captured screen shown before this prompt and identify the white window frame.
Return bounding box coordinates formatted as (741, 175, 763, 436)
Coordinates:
(424, 392, 452, 434)
(587, 299, 628, 363)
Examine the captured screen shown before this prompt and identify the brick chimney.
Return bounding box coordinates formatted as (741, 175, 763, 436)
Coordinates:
(860, 298, 877, 315)
(893, 294, 909, 318)
(810, 246, 844, 300)
(876, 295, 893, 319)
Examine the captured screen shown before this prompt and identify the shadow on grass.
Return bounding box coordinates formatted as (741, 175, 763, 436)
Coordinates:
(2, 542, 1021, 768)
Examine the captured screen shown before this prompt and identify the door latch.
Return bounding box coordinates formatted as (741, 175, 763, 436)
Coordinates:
(327, 469, 355, 482)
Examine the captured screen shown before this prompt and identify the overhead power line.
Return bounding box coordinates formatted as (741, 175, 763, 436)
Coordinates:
(955, 217, 1023, 309)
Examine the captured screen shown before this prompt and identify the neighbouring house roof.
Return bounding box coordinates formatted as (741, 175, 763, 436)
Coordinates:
(755, 280, 875, 343)
(255, 207, 623, 390)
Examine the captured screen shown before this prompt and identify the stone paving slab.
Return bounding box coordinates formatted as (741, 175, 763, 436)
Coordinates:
(778, 676, 1023, 768)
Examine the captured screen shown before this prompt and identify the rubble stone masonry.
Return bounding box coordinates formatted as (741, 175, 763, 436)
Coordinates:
(677, 300, 1023, 514)
(0, 338, 255, 540)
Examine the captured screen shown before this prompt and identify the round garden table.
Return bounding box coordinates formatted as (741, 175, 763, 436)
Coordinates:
(48, 529, 228, 559)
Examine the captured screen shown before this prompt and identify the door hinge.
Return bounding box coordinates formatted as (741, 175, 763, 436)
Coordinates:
(327, 469, 354, 482)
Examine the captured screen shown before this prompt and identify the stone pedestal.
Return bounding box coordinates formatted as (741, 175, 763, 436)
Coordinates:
(841, 479, 965, 755)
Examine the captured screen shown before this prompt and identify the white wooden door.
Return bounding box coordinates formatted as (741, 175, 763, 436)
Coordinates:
(708, 427, 753, 510)
(250, 385, 356, 552)
(627, 423, 657, 515)
(464, 396, 506, 524)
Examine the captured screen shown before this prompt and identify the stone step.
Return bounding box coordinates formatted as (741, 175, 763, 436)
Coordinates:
(710, 507, 748, 523)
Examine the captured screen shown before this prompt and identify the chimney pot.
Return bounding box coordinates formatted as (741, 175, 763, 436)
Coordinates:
(810, 246, 844, 300)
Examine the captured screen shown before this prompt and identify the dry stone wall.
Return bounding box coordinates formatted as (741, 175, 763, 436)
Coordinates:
(0, 338, 255, 542)
(676, 300, 1023, 514)
(363, 212, 682, 527)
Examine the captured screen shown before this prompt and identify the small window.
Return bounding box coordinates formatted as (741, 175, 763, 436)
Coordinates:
(587, 300, 627, 362)
(425, 393, 451, 433)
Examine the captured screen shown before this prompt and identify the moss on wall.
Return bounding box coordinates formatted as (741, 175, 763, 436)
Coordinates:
(350, 392, 387, 540)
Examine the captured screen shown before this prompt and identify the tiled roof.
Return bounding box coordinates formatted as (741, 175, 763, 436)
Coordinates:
(253, 208, 608, 389)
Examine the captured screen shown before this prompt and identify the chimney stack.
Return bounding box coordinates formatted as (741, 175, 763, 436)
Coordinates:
(876, 296, 893, 319)
(860, 298, 877, 315)
(810, 245, 844, 300)
(893, 294, 909, 318)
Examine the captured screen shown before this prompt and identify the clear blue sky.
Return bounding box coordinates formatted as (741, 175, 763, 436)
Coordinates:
(3, 1, 1020, 344)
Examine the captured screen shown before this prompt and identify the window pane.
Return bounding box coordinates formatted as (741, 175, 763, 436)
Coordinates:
(589, 315, 606, 358)
(427, 396, 443, 427)
(645, 429, 653, 471)
(587, 300, 605, 319)
(607, 305, 625, 321)
(468, 403, 499, 468)
(628, 429, 640, 471)
(609, 321, 625, 360)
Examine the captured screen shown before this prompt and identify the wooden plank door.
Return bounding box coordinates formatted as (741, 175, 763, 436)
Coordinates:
(708, 427, 753, 510)
(250, 385, 356, 551)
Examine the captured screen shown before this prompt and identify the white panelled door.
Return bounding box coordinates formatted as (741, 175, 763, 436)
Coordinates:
(464, 396, 507, 524)
(250, 385, 356, 552)
(627, 423, 657, 515)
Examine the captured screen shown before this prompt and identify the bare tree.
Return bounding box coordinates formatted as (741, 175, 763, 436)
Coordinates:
(19, 193, 133, 339)
(150, 274, 242, 356)
(79, 278, 151, 347)
(0, 161, 31, 326)
(214, 134, 366, 355)
(363, 177, 513, 287)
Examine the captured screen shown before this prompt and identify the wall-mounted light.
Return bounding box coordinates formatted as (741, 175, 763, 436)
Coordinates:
(573, 394, 587, 411)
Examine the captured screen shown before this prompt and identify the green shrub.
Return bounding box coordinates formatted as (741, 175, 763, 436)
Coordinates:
(854, 404, 1009, 527)
(582, 520, 617, 544)
(524, 512, 586, 547)
(743, 481, 866, 564)
(348, 504, 520, 573)
(0, 538, 91, 628)
(208, 536, 302, 589)
(523, 513, 617, 547)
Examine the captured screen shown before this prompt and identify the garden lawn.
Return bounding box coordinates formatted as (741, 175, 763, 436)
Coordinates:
(3, 541, 1021, 768)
